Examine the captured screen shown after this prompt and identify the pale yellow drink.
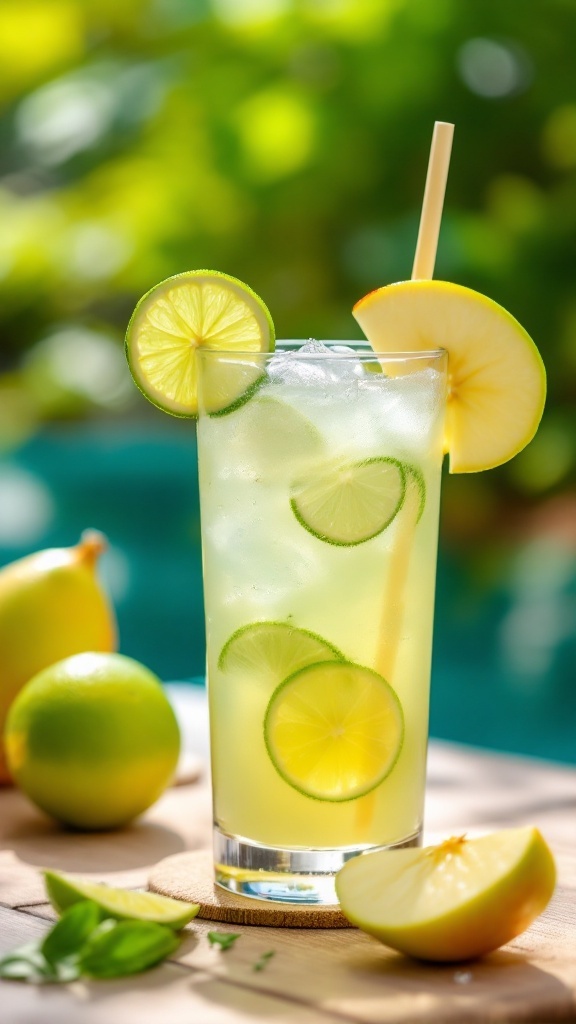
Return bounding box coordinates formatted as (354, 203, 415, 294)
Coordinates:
(197, 343, 447, 902)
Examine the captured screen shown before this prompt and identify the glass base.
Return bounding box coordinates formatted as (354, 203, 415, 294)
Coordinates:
(213, 826, 422, 905)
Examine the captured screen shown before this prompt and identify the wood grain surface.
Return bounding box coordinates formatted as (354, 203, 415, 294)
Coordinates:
(1, 689, 576, 1023)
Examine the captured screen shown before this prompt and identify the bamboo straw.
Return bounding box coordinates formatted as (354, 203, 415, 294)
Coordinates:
(411, 121, 454, 280)
(375, 121, 454, 685)
(358, 123, 454, 837)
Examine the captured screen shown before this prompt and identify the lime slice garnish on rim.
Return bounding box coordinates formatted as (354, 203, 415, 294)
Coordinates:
(218, 621, 344, 685)
(44, 870, 199, 930)
(264, 660, 404, 802)
(290, 456, 406, 546)
(125, 270, 274, 417)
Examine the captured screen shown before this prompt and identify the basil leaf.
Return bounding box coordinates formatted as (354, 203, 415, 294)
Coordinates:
(41, 900, 102, 967)
(207, 931, 241, 951)
(79, 920, 180, 979)
(0, 942, 59, 984)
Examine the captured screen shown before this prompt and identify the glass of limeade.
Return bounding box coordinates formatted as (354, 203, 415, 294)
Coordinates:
(196, 340, 447, 904)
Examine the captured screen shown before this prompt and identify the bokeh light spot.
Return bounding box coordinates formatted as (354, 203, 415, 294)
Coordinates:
(542, 104, 576, 170)
(66, 222, 133, 281)
(510, 421, 574, 493)
(17, 78, 114, 166)
(457, 38, 531, 98)
(0, 467, 54, 547)
(24, 328, 134, 411)
(486, 175, 544, 232)
(100, 544, 132, 606)
(0, 1, 83, 94)
(213, 0, 289, 26)
(500, 536, 575, 679)
(235, 88, 316, 180)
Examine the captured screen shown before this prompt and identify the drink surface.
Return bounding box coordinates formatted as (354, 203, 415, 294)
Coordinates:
(198, 343, 446, 851)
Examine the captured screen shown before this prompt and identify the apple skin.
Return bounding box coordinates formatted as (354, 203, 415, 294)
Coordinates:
(336, 828, 556, 962)
(352, 279, 547, 475)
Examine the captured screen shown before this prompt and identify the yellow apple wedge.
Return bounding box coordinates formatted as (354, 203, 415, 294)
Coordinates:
(336, 827, 556, 962)
(353, 280, 546, 473)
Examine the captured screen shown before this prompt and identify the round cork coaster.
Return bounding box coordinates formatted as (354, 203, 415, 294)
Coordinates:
(148, 849, 351, 928)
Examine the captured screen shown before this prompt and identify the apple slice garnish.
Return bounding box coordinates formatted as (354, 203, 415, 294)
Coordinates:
(353, 280, 546, 474)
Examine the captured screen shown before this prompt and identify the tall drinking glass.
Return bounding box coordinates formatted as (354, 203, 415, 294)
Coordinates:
(197, 342, 447, 904)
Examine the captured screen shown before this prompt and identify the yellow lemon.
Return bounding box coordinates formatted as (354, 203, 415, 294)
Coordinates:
(0, 531, 116, 784)
(5, 652, 180, 830)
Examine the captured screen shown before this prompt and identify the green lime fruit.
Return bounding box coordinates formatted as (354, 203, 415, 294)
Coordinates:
(218, 621, 344, 687)
(290, 456, 406, 546)
(264, 660, 404, 802)
(5, 652, 181, 830)
(125, 270, 274, 417)
(44, 870, 199, 929)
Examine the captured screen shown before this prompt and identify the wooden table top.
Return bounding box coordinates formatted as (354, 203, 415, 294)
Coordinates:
(1, 686, 575, 1023)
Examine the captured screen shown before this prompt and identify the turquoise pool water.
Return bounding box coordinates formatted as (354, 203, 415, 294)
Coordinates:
(1, 424, 574, 765)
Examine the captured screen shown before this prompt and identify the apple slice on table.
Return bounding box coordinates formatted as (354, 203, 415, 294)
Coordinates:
(353, 280, 546, 473)
(336, 827, 556, 962)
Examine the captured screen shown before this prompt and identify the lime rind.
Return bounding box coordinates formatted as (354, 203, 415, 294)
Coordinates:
(206, 371, 268, 418)
(218, 621, 345, 679)
(404, 463, 426, 523)
(125, 269, 275, 418)
(264, 659, 404, 803)
(290, 456, 406, 547)
(44, 870, 199, 930)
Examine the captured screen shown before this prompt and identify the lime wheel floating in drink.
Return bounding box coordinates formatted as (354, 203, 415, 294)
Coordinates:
(218, 621, 344, 685)
(290, 457, 407, 546)
(264, 661, 404, 802)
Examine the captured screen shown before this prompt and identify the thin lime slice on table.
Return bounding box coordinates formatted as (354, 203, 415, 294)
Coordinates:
(125, 270, 275, 417)
(264, 660, 404, 802)
(44, 870, 199, 929)
(290, 456, 406, 546)
(218, 621, 344, 686)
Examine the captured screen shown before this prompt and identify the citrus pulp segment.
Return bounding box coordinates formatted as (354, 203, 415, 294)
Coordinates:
(125, 270, 274, 417)
(264, 661, 404, 802)
(44, 870, 200, 930)
(352, 280, 546, 473)
(218, 621, 344, 686)
(336, 827, 556, 961)
(290, 457, 406, 546)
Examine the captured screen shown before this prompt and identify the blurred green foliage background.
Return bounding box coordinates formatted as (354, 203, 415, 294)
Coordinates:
(0, 0, 574, 758)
